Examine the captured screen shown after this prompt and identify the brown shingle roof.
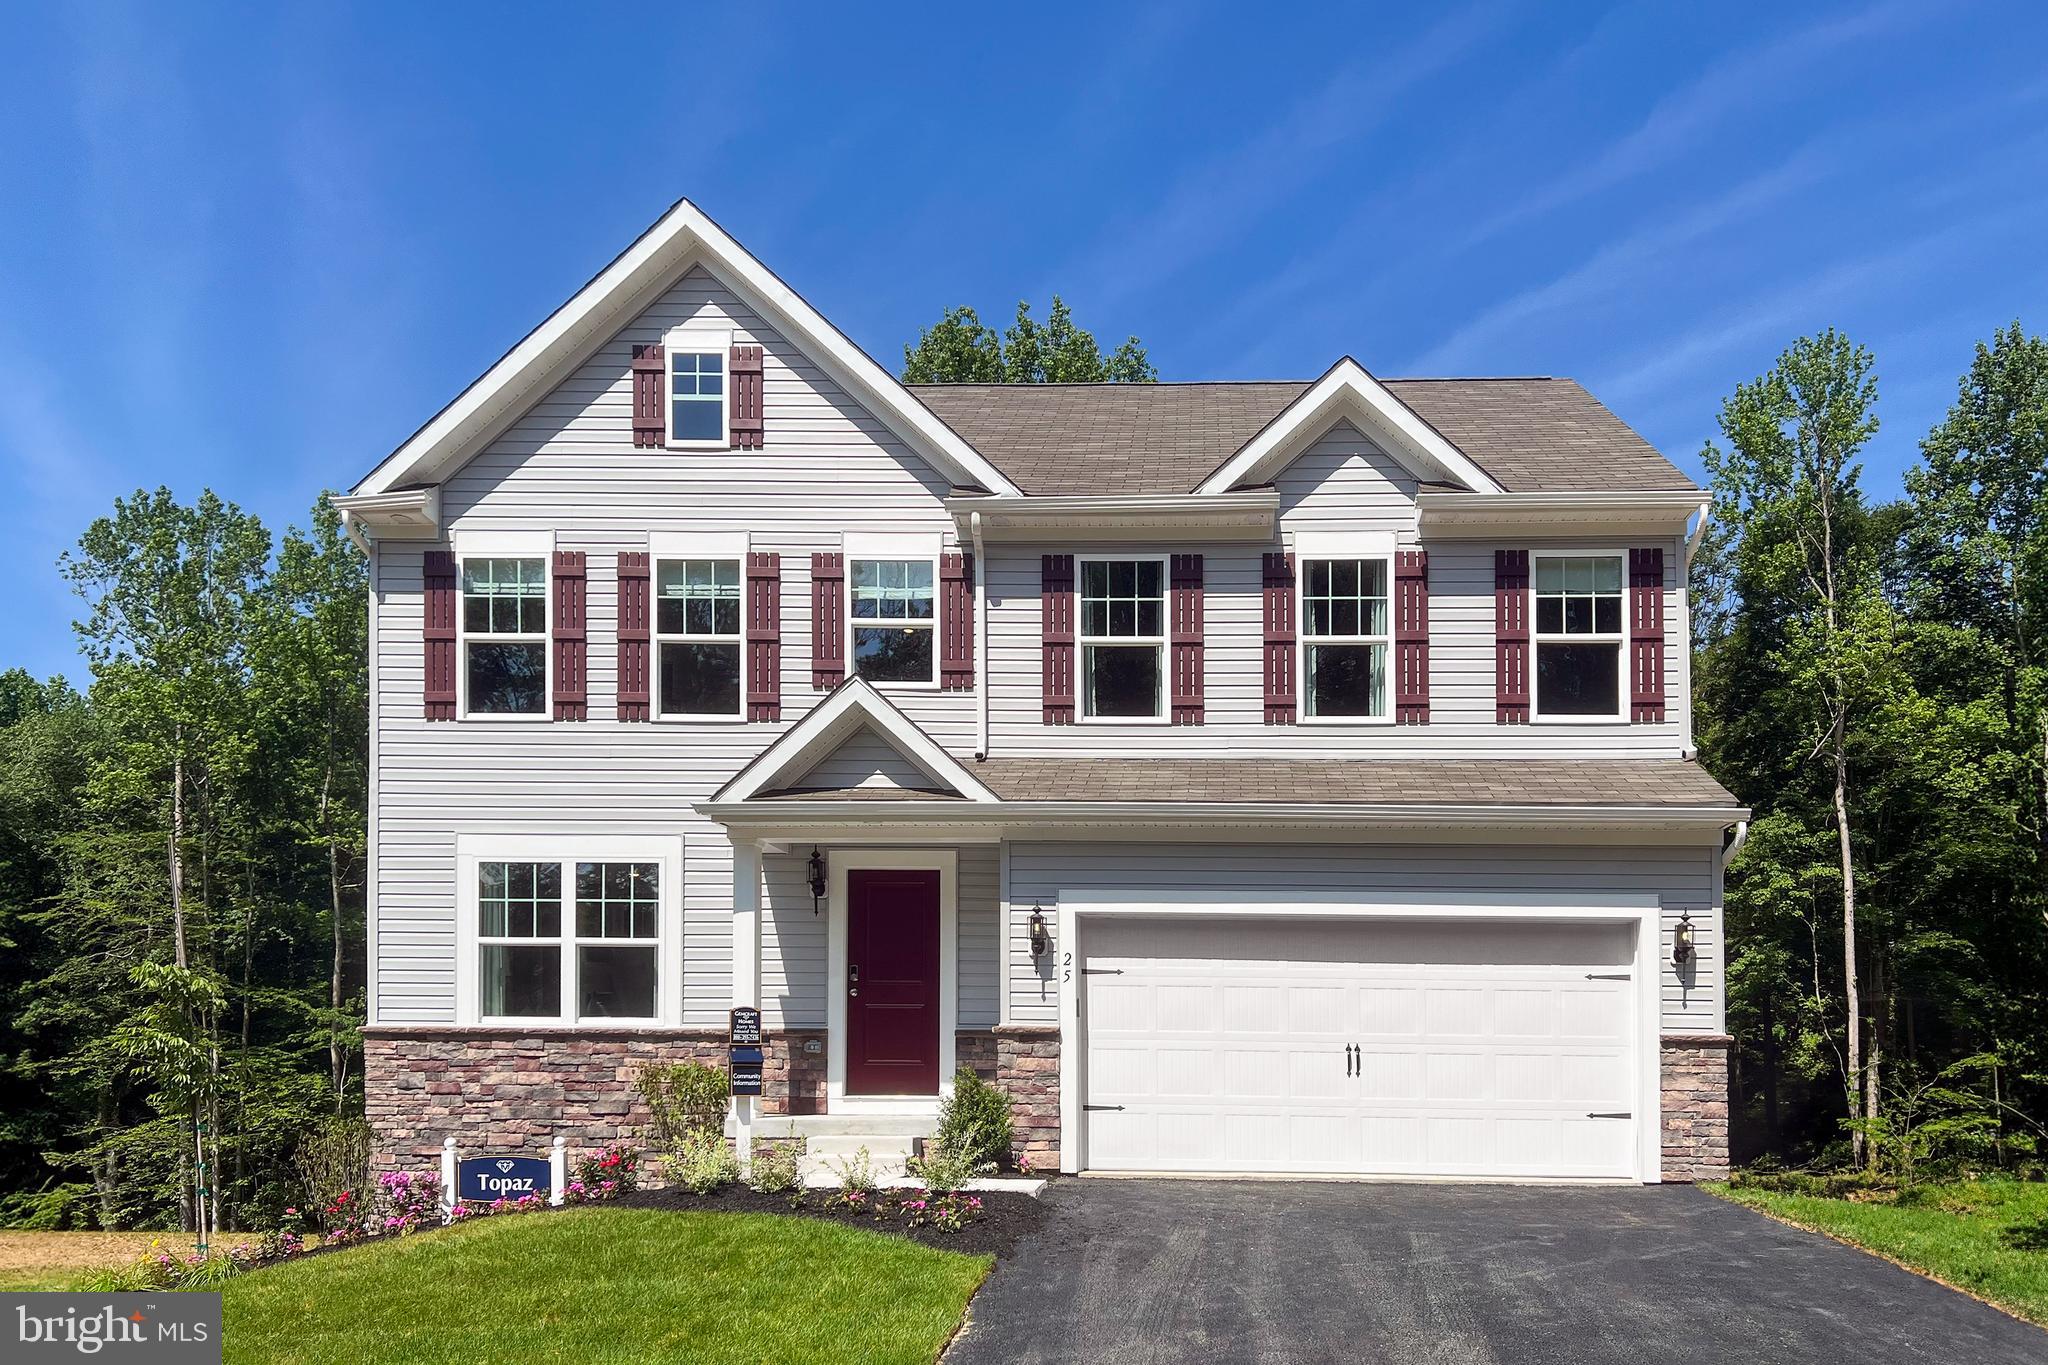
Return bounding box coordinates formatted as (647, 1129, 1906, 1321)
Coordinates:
(908, 378, 1696, 496)
(750, 759, 1740, 809)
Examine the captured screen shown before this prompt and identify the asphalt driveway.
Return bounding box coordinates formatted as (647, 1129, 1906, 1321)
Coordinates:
(947, 1179, 2047, 1364)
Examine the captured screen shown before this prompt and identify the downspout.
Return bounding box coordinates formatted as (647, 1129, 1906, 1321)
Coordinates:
(341, 508, 375, 557)
(971, 510, 990, 761)
(1724, 818, 1749, 862)
(1679, 500, 1711, 759)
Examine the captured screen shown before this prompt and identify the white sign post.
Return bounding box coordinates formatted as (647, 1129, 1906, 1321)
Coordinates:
(549, 1136, 567, 1207)
(440, 1136, 458, 1215)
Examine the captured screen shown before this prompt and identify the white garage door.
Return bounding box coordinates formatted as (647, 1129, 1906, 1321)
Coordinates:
(1080, 918, 1639, 1179)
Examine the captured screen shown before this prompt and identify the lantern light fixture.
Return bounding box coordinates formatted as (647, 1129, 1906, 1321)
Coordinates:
(1029, 904, 1050, 959)
(807, 846, 826, 915)
(1673, 912, 1695, 968)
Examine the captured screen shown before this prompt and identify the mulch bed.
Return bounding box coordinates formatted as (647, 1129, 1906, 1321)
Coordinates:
(617, 1184, 1048, 1258)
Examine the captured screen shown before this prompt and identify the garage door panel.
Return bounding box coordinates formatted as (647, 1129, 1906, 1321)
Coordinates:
(1082, 918, 1640, 1179)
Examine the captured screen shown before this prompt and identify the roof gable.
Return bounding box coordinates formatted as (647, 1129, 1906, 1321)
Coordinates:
(714, 678, 999, 804)
(351, 199, 1022, 501)
(1196, 359, 1505, 495)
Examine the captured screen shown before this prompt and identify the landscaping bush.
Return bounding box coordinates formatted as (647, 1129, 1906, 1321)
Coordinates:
(635, 1060, 731, 1149)
(574, 1144, 641, 1195)
(664, 1129, 740, 1194)
(748, 1141, 804, 1196)
(294, 1117, 373, 1231)
(934, 1069, 1013, 1169)
(908, 1127, 994, 1195)
(826, 1147, 878, 1210)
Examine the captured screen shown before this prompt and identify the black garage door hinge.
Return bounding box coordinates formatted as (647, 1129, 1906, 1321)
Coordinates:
(1586, 1112, 1632, 1119)
(1081, 967, 1123, 976)
(1083, 1104, 1125, 1112)
(1585, 972, 1631, 980)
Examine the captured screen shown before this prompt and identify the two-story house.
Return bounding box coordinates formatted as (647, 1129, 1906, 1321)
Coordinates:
(337, 200, 1746, 1186)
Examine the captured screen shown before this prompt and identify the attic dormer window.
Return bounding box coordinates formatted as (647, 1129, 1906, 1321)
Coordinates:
(665, 330, 729, 447)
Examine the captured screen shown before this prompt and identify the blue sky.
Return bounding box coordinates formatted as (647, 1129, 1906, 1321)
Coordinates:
(3, 2, 2044, 682)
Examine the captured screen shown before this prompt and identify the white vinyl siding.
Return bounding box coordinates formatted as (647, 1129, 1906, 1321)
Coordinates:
(1005, 841, 1721, 1035)
(792, 727, 944, 792)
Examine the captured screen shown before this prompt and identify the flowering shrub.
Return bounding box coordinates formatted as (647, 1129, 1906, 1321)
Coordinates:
(906, 1129, 993, 1195)
(748, 1140, 804, 1197)
(376, 1169, 444, 1236)
(575, 1145, 641, 1193)
(85, 1231, 306, 1293)
(900, 1192, 982, 1234)
(665, 1129, 740, 1194)
(452, 1191, 548, 1220)
(320, 1188, 377, 1246)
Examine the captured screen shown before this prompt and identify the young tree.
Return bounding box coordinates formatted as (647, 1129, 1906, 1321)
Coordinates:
(1703, 331, 1897, 1161)
(903, 296, 1157, 383)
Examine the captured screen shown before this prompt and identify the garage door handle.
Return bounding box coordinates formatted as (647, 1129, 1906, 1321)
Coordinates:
(1346, 1043, 1358, 1076)
(1587, 1112, 1632, 1119)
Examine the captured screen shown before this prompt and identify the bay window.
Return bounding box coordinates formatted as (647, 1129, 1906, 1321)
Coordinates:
(850, 557, 936, 684)
(1533, 552, 1625, 719)
(656, 558, 744, 718)
(1080, 557, 1165, 719)
(461, 556, 547, 716)
(1301, 556, 1390, 719)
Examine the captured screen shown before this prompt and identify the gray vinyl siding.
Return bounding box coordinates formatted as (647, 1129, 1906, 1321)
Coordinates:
(792, 728, 942, 792)
(371, 265, 976, 1026)
(1005, 841, 1722, 1034)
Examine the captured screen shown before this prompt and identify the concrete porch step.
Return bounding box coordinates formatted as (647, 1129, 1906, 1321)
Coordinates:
(803, 1133, 922, 1160)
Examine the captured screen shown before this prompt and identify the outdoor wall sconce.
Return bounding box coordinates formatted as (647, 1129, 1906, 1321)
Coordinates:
(807, 846, 826, 915)
(1673, 912, 1695, 968)
(1029, 905, 1050, 959)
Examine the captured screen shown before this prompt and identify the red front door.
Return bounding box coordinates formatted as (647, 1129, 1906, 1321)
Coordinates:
(846, 868, 941, 1096)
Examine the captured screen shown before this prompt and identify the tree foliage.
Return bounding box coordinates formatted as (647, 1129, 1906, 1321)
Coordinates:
(1703, 325, 2048, 1170)
(902, 297, 1157, 384)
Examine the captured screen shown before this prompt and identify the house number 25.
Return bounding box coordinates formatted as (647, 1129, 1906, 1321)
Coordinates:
(1063, 950, 1072, 983)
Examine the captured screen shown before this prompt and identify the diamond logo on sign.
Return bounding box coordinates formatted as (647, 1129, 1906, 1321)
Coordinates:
(458, 1155, 551, 1202)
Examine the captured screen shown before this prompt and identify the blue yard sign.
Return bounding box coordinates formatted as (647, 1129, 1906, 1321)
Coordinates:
(458, 1155, 551, 1202)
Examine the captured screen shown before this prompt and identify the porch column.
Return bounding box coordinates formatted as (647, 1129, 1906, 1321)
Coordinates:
(732, 839, 762, 1175)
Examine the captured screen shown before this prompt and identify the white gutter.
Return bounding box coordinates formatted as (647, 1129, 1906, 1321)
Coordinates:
(1687, 498, 1714, 556)
(1724, 818, 1750, 861)
(340, 509, 374, 557)
(948, 490, 1279, 542)
(971, 510, 990, 761)
(696, 799, 1752, 829)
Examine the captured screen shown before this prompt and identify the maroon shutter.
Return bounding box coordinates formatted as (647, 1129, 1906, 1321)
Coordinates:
(1262, 552, 1296, 724)
(617, 552, 651, 721)
(1169, 554, 1204, 725)
(1629, 547, 1666, 723)
(1394, 550, 1429, 725)
(631, 344, 665, 448)
(423, 550, 457, 721)
(1042, 554, 1075, 724)
(729, 344, 764, 450)
(1495, 549, 1530, 724)
(940, 552, 975, 691)
(552, 550, 587, 721)
(811, 553, 845, 689)
(746, 552, 781, 721)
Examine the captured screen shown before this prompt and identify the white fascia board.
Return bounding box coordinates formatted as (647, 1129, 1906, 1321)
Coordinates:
(1418, 491, 1707, 537)
(946, 491, 1279, 542)
(351, 199, 1022, 500)
(1195, 359, 1506, 496)
(332, 487, 440, 539)
(712, 677, 1000, 803)
(698, 798, 1751, 828)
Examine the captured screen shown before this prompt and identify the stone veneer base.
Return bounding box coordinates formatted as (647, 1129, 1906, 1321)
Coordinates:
(1661, 1034, 1732, 1182)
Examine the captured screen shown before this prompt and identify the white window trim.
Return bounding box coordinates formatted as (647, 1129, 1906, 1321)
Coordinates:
(1529, 547, 1630, 725)
(455, 538, 553, 723)
(663, 326, 732, 451)
(455, 834, 684, 1027)
(652, 548, 749, 725)
(847, 541, 942, 691)
(1296, 550, 1395, 726)
(1076, 553, 1170, 725)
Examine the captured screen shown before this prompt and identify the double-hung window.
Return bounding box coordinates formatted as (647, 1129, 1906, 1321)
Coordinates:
(850, 557, 936, 684)
(464, 838, 677, 1025)
(655, 558, 743, 718)
(665, 330, 728, 447)
(461, 555, 547, 716)
(1300, 556, 1390, 719)
(1532, 552, 1625, 719)
(1080, 557, 1165, 719)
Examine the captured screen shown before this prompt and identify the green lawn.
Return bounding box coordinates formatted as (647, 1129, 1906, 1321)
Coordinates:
(1713, 1179, 2048, 1326)
(221, 1207, 990, 1365)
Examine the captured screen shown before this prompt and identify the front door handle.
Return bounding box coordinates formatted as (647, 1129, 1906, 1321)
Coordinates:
(849, 963, 859, 998)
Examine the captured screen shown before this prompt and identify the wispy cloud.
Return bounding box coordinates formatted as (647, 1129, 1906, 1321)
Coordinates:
(1050, 2, 1508, 311)
(1453, 0, 1930, 251)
